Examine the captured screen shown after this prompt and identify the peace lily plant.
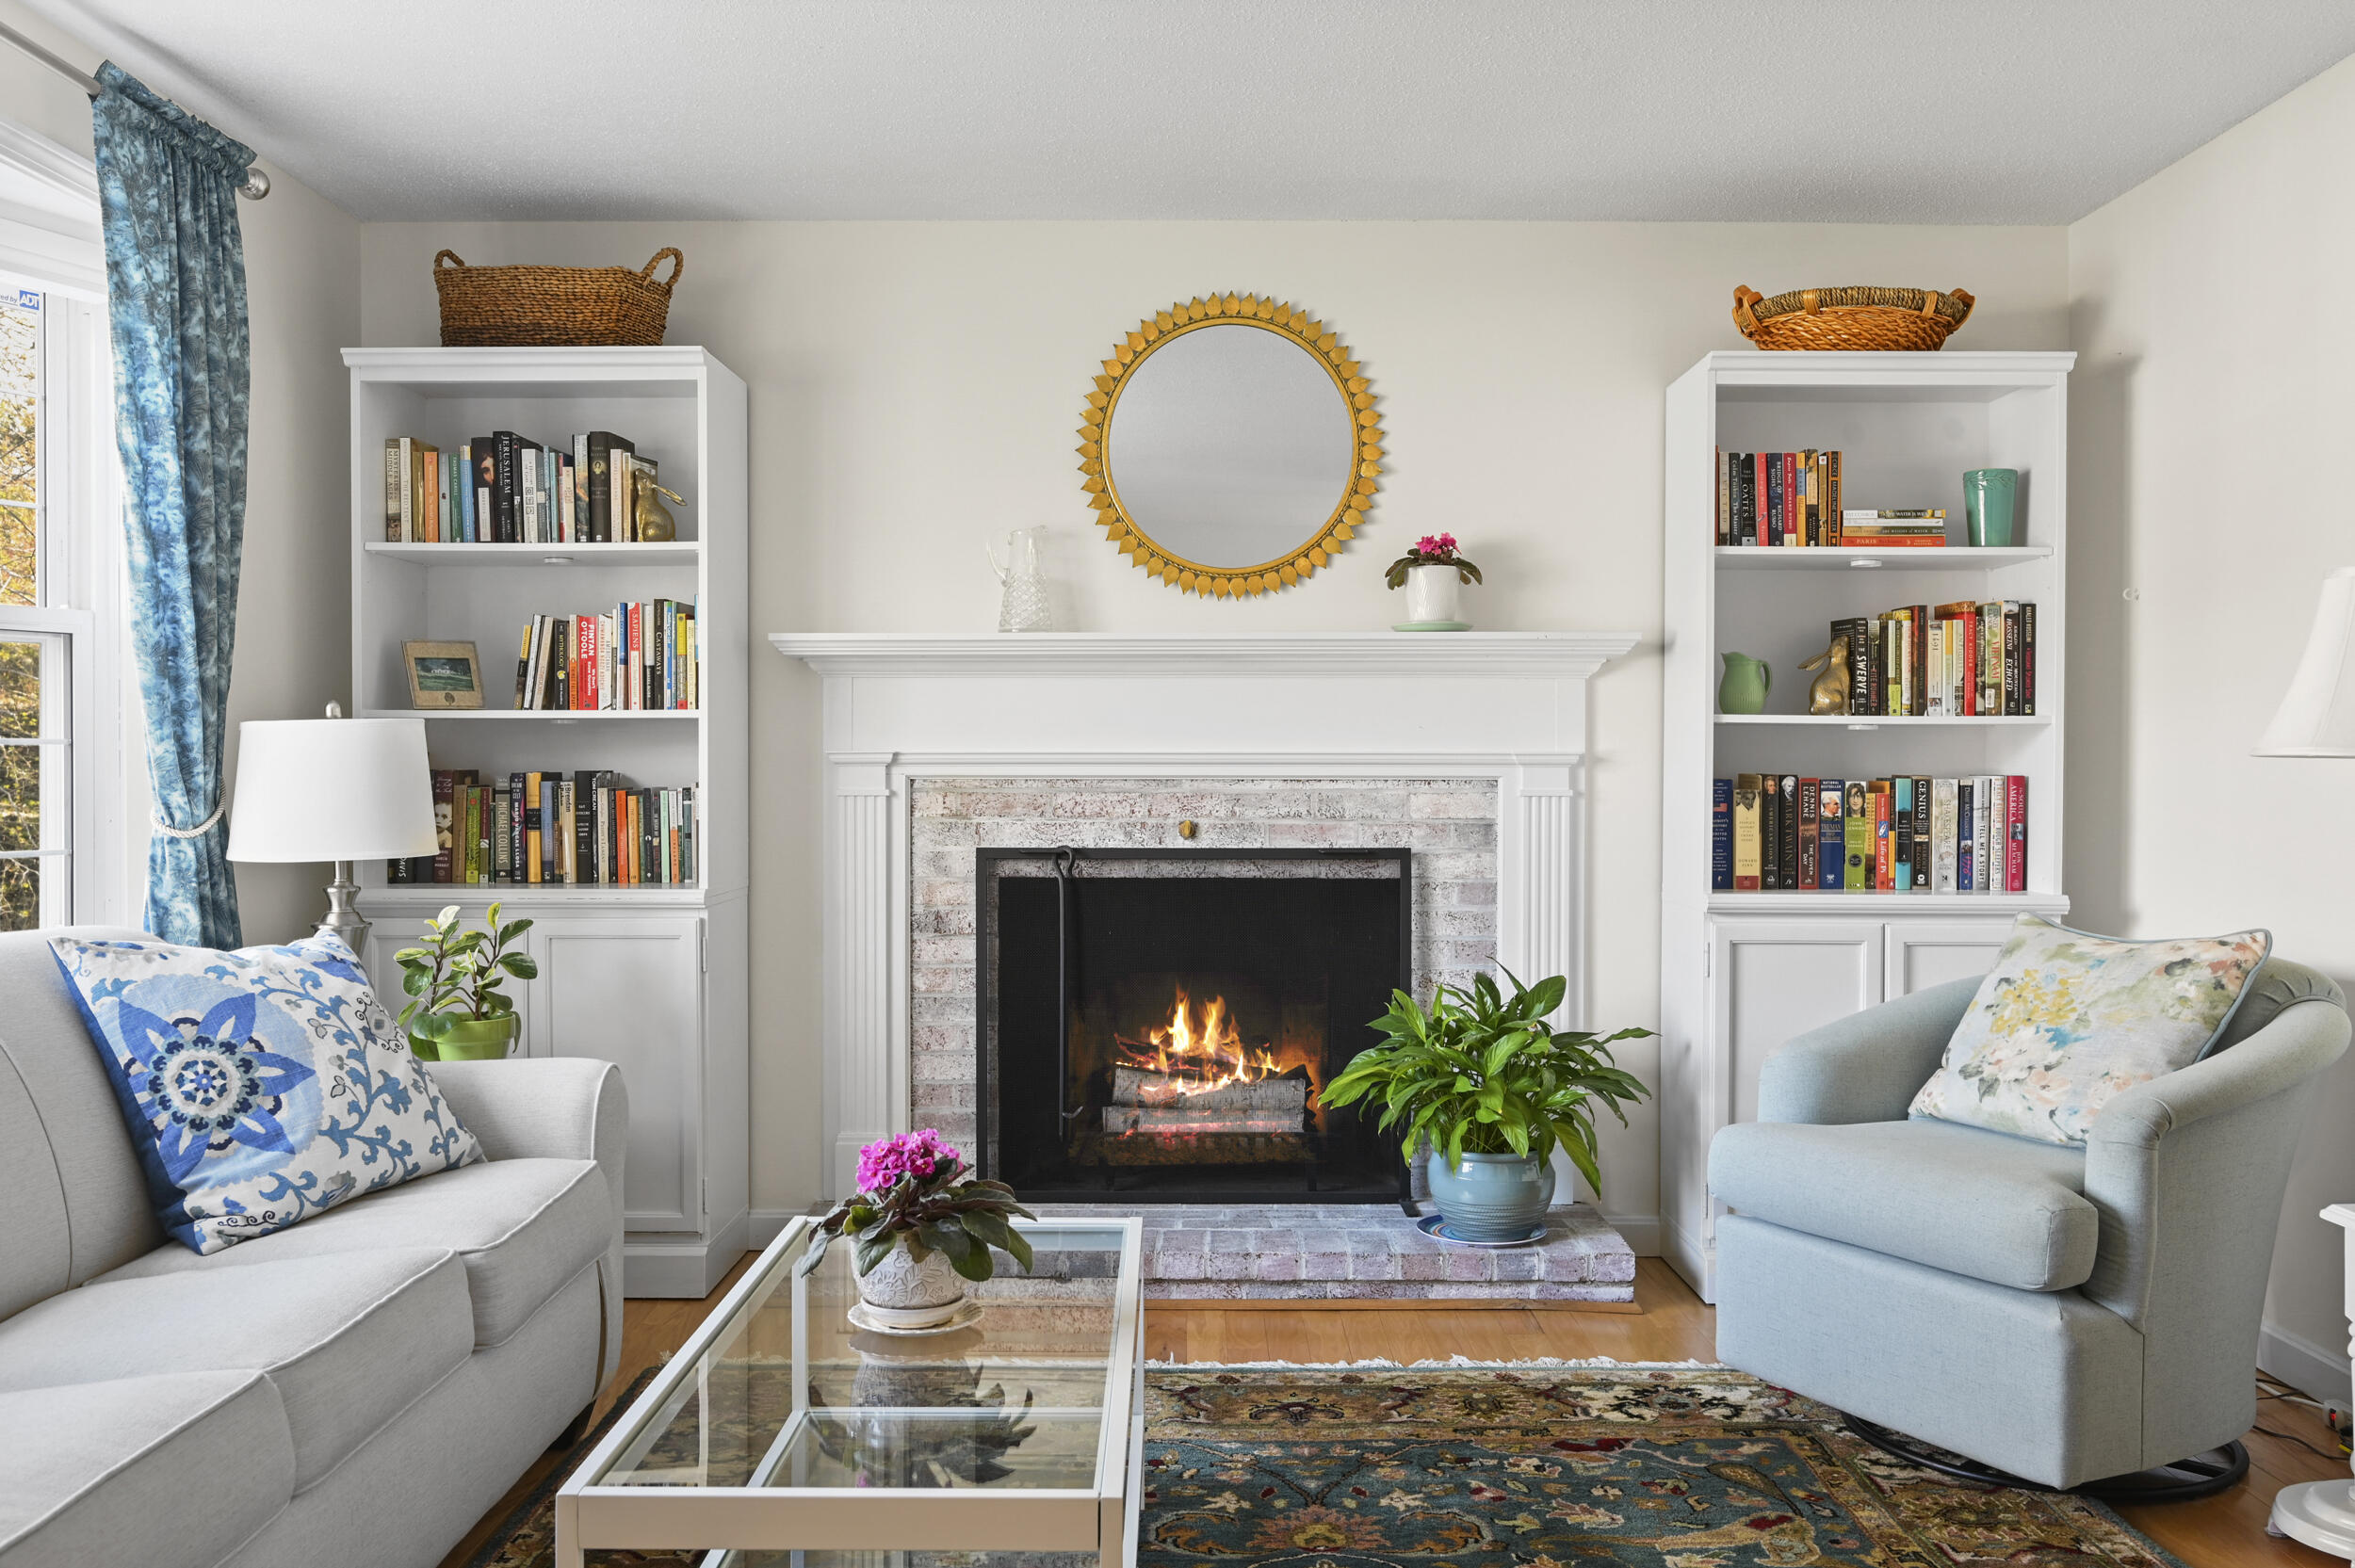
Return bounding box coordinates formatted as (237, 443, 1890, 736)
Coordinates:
(1321, 970, 1652, 1241)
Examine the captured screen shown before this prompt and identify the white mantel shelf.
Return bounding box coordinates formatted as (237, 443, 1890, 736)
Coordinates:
(769, 630, 1641, 680)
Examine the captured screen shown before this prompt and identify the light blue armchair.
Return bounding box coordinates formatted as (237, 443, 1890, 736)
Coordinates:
(1708, 959, 2349, 1495)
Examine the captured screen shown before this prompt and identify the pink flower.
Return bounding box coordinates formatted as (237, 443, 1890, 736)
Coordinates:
(855, 1128, 960, 1193)
(1436, 532, 1457, 551)
(1415, 535, 1441, 555)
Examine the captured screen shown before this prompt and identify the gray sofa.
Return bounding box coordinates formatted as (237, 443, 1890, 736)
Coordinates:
(0, 928, 628, 1568)
(1710, 957, 2349, 1490)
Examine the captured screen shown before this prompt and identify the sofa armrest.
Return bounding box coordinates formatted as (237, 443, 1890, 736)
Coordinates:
(429, 1058, 629, 1384)
(1755, 975, 1977, 1124)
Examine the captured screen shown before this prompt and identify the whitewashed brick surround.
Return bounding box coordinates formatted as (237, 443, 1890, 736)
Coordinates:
(908, 776, 1500, 1146)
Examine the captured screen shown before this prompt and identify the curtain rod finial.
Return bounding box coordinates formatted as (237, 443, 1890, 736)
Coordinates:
(239, 167, 268, 200)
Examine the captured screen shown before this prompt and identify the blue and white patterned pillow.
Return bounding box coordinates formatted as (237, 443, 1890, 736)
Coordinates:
(48, 932, 483, 1253)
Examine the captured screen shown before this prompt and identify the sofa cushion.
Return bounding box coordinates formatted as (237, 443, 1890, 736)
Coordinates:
(46, 932, 484, 1254)
(1907, 914, 2270, 1145)
(96, 1156, 610, 1348)
(0, 927, 165, 1311)
(0, 1369, 292, 1568)
(0, 1247, 472, 1493)
(1710, 1117, 2097, 1291)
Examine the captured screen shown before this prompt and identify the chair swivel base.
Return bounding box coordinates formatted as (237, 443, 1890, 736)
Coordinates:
(1845, 1414, 2249, 1503)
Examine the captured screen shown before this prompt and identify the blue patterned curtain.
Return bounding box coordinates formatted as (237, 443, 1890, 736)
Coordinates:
(91, 64, 254, 946)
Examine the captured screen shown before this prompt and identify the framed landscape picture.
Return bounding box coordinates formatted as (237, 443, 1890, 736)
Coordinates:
(403, 639, 485, 709)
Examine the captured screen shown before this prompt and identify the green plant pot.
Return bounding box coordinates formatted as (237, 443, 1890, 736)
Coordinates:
(1426, 1150, 1556, 1242)
(426, 1014, 519, 1062)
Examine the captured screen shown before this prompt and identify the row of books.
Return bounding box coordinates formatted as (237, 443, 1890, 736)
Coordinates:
(382, 430, 661, 544)
(1713, 773, 2027, 893)
(1833, 602, 2035, 717)
(1713, 446, 1963, 547)
(514, 603, 699, 711)
(388, 768, 699, 886)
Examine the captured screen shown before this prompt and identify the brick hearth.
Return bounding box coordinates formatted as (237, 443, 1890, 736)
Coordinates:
(1025, 1202, 1634, 1302)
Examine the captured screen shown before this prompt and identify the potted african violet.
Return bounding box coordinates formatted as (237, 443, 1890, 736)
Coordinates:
(1321, 971, 1652, 1242)
(1385, 531, 1482, 629)
(395, 902, 536, 1060)
(819, 1130, 1035, 1328)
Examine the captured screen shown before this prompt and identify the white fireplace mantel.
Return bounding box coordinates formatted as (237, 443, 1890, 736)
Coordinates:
(771, 629, 1642, 1195)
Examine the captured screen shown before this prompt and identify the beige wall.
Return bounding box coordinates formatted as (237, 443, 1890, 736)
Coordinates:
(2069, 52, 2355, 1398)
(1, 2, 362, 945)
(362, 220, 2071, 1226)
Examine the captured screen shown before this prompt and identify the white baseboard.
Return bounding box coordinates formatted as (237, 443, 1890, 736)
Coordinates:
(1604, 1212, 1661, 1256)
(2262, 1317, 2353, 1405)
(1663, 1217, 1713, 1304)
(625, 1209, 753, 1299)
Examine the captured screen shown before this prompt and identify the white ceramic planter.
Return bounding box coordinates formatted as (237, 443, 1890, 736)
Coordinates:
(1404, 564, 1465, 627)
(857, 1243, 967, 1326)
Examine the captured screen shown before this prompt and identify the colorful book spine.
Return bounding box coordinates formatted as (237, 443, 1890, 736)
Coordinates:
(1711, 780, 1732, 890)
(1843, 783, 1870, 890)
(1732, 775, 1762, 891)
(2006, 775, 2028, 893)
(1796, 777, 1818, 889)
(1816, 780, 1843, 890)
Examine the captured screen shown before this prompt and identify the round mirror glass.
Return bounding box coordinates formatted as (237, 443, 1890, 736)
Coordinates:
(1103, 322, 1359, 571)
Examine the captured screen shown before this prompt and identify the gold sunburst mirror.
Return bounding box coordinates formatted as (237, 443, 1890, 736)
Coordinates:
(1080, 295, 1382, 596)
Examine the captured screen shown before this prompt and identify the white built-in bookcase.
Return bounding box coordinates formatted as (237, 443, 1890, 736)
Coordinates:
(343, 346, 750, 1298)
(1658, 349, 2074, 1301)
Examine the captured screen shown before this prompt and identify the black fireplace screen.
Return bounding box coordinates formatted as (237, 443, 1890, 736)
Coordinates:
(976, 848, 1410, 1204)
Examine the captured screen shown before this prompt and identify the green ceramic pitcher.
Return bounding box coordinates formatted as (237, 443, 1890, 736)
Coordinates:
(1719, 652, 1770, 714)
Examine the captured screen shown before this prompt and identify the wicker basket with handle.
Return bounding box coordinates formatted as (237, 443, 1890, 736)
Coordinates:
(432, 248, 684, 347)
(1732, 284, 1973, 351)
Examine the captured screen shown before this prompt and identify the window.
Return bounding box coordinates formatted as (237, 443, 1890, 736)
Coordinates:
(0, 117, 129, 933)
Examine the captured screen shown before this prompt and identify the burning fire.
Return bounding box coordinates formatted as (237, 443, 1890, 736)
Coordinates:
(1116, 986, 1297, 1101)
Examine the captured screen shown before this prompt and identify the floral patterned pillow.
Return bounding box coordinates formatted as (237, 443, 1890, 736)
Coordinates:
(1908, 915, 2271, 1146)
(49, 933, 482, 1253)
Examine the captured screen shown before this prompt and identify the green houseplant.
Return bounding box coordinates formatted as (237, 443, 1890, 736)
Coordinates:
(1321, 970, 1651, 1241)
(395, 902, 537, 1061)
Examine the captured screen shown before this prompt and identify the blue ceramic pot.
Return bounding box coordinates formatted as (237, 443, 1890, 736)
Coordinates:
(1425, 1150, 1555, 1241)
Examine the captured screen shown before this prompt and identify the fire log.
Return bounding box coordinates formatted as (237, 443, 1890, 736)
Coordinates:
(1110, 1064, 1309, 1115)
(1102, 1107, 1305, 1136)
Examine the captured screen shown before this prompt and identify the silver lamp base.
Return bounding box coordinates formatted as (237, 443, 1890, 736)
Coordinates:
(314, 861, 371, 957)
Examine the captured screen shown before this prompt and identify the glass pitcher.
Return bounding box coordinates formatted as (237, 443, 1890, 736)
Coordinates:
(988, 527, 1054, 633)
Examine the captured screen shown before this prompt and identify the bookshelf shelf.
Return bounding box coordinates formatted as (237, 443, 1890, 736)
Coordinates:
(365, 542, 702, 566)
(359, 708, 702, 721)
(1713, 545, 2052, 572)
(1662, 348, 2074, 1304)
(344, 345, 750, 1300)
(1713, 714, 2051, 728)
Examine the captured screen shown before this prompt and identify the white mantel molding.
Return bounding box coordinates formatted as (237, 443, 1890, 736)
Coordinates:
(772, 629, 1641, 1196)
(768, 630, 1640, 681)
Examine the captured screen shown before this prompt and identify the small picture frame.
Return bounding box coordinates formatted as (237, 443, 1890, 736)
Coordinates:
(403, 640, 484, 709)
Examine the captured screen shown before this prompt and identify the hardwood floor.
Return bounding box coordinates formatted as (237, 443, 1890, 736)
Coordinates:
(437, 1253, 2346, 1568)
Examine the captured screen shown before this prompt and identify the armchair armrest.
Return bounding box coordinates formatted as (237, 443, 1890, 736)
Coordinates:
(428, 1057, 629, 1383)
(1756, 976, 1977, 1124)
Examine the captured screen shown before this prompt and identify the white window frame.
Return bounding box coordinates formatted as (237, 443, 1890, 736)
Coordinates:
(0, 114, 137, 929)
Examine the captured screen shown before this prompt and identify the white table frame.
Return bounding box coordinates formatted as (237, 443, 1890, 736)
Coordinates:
(556, 1215, 1145, 1568)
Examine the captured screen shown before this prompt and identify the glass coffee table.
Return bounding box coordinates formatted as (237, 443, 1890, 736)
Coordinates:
(557, 1215, 1145, 1568)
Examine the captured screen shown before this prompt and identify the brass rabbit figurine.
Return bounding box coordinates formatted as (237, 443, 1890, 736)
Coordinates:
(632, 468, 684, 543)
(1799, 634, 1850, 715)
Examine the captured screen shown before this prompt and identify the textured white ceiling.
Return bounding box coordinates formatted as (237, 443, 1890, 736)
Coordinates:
(20, 0, 2355, 223)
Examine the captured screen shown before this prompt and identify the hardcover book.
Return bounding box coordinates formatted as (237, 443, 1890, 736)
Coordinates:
(1732, 774, 1762, 891)
(1712, 779, 1733, 890)
(1816, 779, 1843, 890)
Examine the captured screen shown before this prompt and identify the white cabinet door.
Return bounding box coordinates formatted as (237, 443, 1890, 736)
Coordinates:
(1711, 918, 1882, 1128)
(529, 914, 705, 1234)
(1884, 919, 2014, 999)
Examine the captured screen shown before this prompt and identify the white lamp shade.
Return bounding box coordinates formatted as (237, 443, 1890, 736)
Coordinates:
(225, 717, 438, 862)
(2259, 567, 2355, 756)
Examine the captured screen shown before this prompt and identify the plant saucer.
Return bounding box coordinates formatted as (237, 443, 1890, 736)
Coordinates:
(846, 1298, 985, 1336)
(1416, 1213, 1547, 1249)
(1391, 620, 1472, 632)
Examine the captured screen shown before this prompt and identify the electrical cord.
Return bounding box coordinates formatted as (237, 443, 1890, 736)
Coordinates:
(2253, 1425, 2344, 1461)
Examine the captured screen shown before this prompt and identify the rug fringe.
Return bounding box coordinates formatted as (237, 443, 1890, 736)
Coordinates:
(1150, 1355, 1725, 1369)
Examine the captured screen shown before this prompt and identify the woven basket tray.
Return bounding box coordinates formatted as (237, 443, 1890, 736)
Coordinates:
(433, 248, 683, 347)
(1732, 284, 1973, 351)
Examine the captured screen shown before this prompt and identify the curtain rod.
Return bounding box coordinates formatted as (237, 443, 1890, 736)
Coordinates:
(0, 19, 268, 199)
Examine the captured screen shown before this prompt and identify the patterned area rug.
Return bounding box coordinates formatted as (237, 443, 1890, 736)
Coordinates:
(469, 1363, 2187, 1567)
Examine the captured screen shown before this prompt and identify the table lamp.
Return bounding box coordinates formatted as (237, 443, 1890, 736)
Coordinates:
(2257, 566, 2355, 756)
(225, 702, 435, 955)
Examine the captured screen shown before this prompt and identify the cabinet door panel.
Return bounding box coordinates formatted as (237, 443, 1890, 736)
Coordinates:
(533, 916, 703, 1232)
(1713, 919, 1880, 1128)
(1885, 920, 2013, 999)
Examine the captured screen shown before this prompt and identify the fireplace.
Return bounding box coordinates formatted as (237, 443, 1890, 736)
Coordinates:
(976, 848, 1412, 1204)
